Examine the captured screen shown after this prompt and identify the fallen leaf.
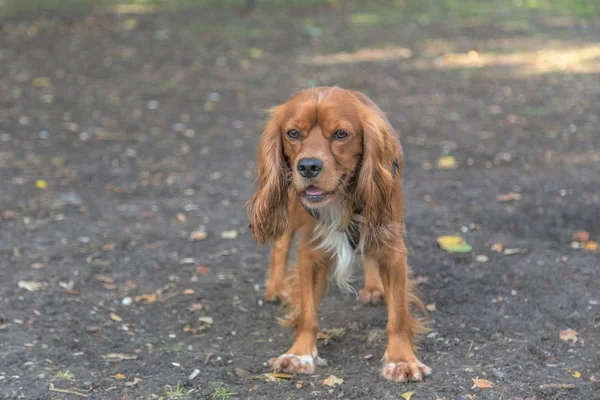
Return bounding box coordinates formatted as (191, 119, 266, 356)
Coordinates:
(261, 373, 293, 382)
(101, 353, 138, 362)
(125, 377, 143, 387)
(103, 243, 117, 251)
(472, 378, 494, 389)
(491, 242, 504, 253)
(235, 368, 250, 378)
(121, 18, 138, 31)
(437, 235, 472, 253)
(572, 371, 581, 378)
(400, 391, 415, 400)
(115, 373, 126, 380)
(189, 303, 204, 311)
(18, 280, 48, 292)
(426, 303, 437, 311)
(110, 313, 123, 322)
(590, 375, 596, 382)
(190, 230, 207, 241)
(572, 231, 590, 243)
(35, 179, 48, 189)
(496, 192, 522, 202)
(539, 383, 575, 390)
(94, 274, 114, 283)
(559, 328, 578, 344)
(475, 254, 489, 263)
(584, 241, 598, 251)
(135, 293, 157, 304)
(437, 156, 458, 170)
(195, 265, 209, 275)
(296, 381, 303, 389)
(323, 374, 344, 387)
(199, 316, 213, 325)
(176, 213, 187, 223)
(221, 230, 238, 239)
(86, 325, 103, 332)
(32, 76, 51, 87)
(183, 289, 195, 295)
(503, 248, 521, 255)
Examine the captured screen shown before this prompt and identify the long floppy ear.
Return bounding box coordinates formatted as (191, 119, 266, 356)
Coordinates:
(246, 106, 290, 244)
(356, 108, 401, 246)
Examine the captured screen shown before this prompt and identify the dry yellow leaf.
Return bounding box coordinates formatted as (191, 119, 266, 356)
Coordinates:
(400, 391, 415, 400)
(110, 313, 123, 322)
(135, 293, 157, 304)
(125, 377, 143, 387)
(584, 241, 598, 251)
(573, 371, 581, 378)
(32, 77, 51, 87)
(323, 374, 344, 387)
(437, 235, 472, 253)
(426, 303, 436, 311)
(35, 180, 48, 189)
(559, 328, 578, 344)
(183, 289, 195, 295)
(437, 156, 458, 170)
(472, 377, 493, 389)
(115, 373, 126, 380)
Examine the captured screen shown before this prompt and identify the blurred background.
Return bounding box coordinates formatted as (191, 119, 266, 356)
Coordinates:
(1, 1, 599, 399)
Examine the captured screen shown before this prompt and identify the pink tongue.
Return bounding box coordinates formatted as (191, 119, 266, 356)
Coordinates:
(305, 187, 325, 196)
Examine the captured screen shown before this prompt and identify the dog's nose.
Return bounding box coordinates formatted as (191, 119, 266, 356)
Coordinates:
(297, 158, 324, 178)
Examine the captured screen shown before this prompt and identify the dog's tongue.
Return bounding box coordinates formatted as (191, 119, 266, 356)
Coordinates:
(305, 186, 325, 196)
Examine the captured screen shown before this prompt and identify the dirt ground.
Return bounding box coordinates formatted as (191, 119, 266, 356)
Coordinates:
(1, 1, 599, 399)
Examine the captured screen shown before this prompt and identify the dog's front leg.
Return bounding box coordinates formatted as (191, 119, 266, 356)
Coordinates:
(264, 225, 296, 303)
(269, 232, 330, 374)
(377, 238, 431, 382)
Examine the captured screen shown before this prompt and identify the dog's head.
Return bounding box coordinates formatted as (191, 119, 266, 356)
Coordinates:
(247, 87, 401, 244)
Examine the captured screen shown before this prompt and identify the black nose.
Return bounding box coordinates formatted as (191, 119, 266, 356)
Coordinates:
(297, 158, 324, 178)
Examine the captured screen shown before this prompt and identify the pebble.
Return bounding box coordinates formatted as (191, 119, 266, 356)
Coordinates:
(77, 236, 90, 244)
(122, 297, 133, 306)
(0, 133, 11, 141)
(39, 130, 49, 139)
(147, 100, 159, 110)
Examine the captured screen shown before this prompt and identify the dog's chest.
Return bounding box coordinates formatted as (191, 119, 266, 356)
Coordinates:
(312, 205, 361, 290)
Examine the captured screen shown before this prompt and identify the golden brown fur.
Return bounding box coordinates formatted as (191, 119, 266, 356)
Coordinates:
(246, 87, 431, 382)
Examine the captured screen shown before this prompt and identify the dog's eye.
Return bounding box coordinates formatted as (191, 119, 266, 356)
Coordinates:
(333, 130, 349, 140)
(286, 129, 300, 139)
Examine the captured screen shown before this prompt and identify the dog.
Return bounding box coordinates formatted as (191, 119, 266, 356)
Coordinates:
(247, 87, 430, 382)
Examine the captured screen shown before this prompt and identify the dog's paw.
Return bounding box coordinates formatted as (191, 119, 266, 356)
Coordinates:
(359, 287, 385, 305)
(268, 354, 324, 374)
(264, 286, 290, 304)
(381, 361, 431, 382)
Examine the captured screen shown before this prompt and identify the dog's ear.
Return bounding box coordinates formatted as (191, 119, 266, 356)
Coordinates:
(356, 107, 401, 247)
(246, 106, 290, 244)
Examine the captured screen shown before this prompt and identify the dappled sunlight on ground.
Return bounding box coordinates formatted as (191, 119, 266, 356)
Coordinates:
(299, 43, 600, 76)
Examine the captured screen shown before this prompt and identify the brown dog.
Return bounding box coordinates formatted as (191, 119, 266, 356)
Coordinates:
(247, 87, 430, 382)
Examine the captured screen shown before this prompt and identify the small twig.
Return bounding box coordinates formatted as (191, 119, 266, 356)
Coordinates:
(49, 384, 89, 398)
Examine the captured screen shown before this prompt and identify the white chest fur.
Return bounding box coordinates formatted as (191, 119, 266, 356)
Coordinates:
(312, 203, 360, 292)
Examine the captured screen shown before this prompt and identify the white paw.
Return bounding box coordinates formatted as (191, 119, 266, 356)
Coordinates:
(268, 354, 326, 374)
(382, 361, 431, 382)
